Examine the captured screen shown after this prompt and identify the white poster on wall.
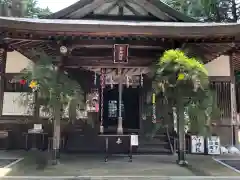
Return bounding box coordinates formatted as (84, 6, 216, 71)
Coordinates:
(191, 135, 205, 154)
(33, 124, 42, 130)
(2, 92, 33, 115)
(207, 136, 221, 155)
(130, 135, 139, 146)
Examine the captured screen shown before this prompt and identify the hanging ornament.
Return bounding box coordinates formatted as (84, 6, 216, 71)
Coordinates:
(100, 68, 105, 134)
(94, 71, 97, 85)
(29, 80, 37, 88)
(152, 93, 156, 124)
(29, 80, 39, 92)
(100, 69, 105, 88)
(19, 79, 26, 85)
(126, 75, 129, 88)
(140, 73, 143, 87)
(177, 73, 185, 81)
(110, 75, 114, 89)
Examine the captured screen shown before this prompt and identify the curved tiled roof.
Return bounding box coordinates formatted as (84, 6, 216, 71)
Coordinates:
(47, 0, 197, 22)
(0, 17, 239, 38)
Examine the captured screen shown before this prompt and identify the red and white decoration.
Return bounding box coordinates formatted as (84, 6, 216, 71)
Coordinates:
(100, 68, 106, 133)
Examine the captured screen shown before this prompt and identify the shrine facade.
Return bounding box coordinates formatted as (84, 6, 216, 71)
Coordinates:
(0, 0, 240, 153)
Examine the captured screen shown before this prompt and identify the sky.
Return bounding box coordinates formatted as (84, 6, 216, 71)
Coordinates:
(37, 0, 79, 12)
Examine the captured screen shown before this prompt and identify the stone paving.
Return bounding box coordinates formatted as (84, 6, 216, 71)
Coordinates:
(0, 151, 239, 179)
(7, 154, 194, 176)
(0, 177, 240, 180)
(187, 155, 240, 176)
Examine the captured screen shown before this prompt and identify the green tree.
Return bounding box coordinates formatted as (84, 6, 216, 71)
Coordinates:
(25, 0, 51, 18)
(164, 0, 240, 22)
(18, 52, 84, 164)
(152, 49, 209, 165)
(0, 0, 51, 17)
(187, 90, 221, 135)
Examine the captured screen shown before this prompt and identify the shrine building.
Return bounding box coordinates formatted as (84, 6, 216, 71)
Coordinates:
(0, 0, 240, 153)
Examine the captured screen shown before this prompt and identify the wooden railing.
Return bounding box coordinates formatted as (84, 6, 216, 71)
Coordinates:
(166, 125, 175, 154)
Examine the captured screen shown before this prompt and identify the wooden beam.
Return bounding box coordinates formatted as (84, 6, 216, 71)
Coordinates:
(69, 44, 164, 49)
(118, 1, 124, 15)
(124, 1, 142, 16)
(100, 1, 118, 14)
(67, 0, 115, 18)
(209, 76, 231, 82)
(67, 55, 154, 60)
(5, 38, 175, 51)
(63, 57, 153, 67)
(80, 14, 160, 20)
(70, 48, 162, 57)
(66, 39, 173, 50)
(2, 30, 235, 44)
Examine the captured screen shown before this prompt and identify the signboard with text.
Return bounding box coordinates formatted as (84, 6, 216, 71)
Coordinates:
(191, 135, 205, 154)
(207, 136, 220, 155)
(113, 44, 129, 63)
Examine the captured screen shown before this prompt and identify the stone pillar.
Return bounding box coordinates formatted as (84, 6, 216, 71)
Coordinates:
(229, 53, 238, 146)
(0, 47, 7, 116)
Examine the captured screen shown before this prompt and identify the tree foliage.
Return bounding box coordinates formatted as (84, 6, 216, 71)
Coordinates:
(153, 49, 208, 98)
(152, 49, 219, 135)
(17, 52, 84, 120)
(25, 0, 51, 17)
(164, 0, 240, 22)
(0, 0, 51, 17)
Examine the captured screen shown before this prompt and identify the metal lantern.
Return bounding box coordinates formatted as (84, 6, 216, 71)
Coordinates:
(60, 46, 68, 54)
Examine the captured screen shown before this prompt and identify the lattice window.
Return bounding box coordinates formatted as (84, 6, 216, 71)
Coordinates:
(210, 81, 231, 119)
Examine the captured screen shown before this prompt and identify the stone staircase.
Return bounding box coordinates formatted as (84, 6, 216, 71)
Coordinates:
(137, 134, 175, 154)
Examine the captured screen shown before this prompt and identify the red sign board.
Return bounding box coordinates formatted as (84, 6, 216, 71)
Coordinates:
(113, 44, 129, 63)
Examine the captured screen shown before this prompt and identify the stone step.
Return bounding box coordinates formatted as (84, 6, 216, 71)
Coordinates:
(139, 140, 169, 146)
(136, 146, 172, 154)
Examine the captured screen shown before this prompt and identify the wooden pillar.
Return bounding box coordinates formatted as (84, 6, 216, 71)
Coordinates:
(139, 87, 143, 134)
(117, 68, 123, 134)
(0, 47, 7, 116)
(229, 53, 238, 145)
(33, 91, 40, 122)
